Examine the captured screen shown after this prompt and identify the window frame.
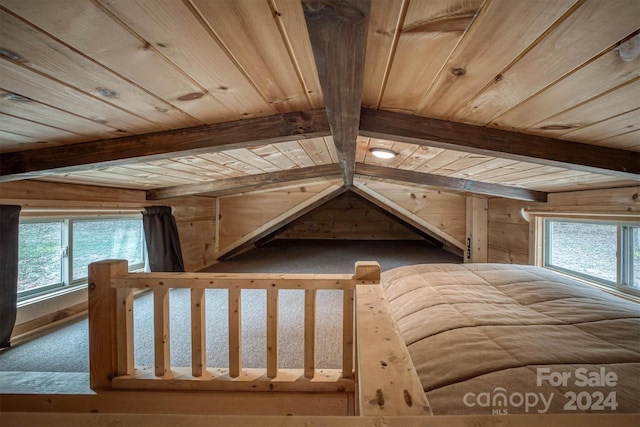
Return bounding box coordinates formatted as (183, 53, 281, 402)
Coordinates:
(17, 214, 146, 302)
(543, 217, 639, 295)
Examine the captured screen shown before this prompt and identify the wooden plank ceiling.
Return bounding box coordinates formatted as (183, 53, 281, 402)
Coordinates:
(0, 0, 638, 201)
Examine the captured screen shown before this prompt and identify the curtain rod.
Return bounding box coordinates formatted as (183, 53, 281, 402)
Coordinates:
(17, 205, 173, 215)
(20, 208, 144, 214)
(521, 208, 638, 222)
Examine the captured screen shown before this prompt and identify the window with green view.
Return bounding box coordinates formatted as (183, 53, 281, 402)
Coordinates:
(18, 216, 145, 300)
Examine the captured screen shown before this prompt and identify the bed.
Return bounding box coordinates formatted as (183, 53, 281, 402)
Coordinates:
(381, 263, 640, 415)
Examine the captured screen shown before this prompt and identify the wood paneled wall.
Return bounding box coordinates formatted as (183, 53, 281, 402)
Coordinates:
(278, 192, 420, 240)
(0, 179, 148, 208)
(465, 196, 488, 263)
(170, 197, 216, 272)
(354, 180, 467, 252)
(487, 198, 531, 264)
(216, 180, 344, 257)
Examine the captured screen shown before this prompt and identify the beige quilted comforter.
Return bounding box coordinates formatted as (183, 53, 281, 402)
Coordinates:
(382, 263, 640, 415)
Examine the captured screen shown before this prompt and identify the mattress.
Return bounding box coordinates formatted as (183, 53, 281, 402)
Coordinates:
(381, 263, 640, 415)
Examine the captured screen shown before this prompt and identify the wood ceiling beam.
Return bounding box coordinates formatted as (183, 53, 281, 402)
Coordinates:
(359, 108, 640, 180)
(355, 163, 548, 202)
(0, 109, 330, 182)
(146, 164, 342, 200)
(303, 0, 371, 187)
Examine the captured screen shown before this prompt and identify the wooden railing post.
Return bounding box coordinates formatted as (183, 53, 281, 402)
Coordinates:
(354, 260, 431, 416)
(344, 262, 381, 379)
(354, 261, 381, 282)
(88, 259, 128, 390)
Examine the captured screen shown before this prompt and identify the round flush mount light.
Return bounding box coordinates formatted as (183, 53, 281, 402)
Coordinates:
(369, 148, 397, 159)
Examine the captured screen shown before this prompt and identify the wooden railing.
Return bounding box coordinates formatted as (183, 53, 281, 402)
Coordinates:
(87, 260, 381, 394)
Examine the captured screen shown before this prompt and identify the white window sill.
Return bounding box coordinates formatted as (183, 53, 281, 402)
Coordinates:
(17, 284, 87, 309)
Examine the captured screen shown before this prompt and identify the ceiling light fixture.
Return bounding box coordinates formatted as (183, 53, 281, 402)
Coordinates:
(369, 148, 397, 159)
(618, 33, 640, 62)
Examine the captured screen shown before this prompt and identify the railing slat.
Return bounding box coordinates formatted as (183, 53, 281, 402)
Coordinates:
(266, 288, 279, 378)
(116, 288, 134, 376)
(228, 287, 242, 378)
(304, 289, 316, 379)
(191, 288, 206, 377)
(342, 288, 354, 378)
(154, 288, 170, 377)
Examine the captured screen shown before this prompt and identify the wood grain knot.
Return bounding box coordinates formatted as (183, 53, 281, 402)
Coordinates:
(177, 92, 204, 101)
(451, 68, 466, 76)
(403, 389, 413, 407)
(375, 388, 385, 407)
(95, 88, 118, 97)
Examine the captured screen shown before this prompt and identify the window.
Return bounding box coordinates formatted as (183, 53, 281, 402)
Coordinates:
(544, 219, 639, 293)
(18, 216, 145, 300)
(18, 220, 64, 297)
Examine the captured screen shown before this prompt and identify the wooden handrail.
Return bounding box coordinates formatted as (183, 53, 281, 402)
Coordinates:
(110, 272, 377, 289)
(88, 260, 381, 392)
(355, 284, 432, 416)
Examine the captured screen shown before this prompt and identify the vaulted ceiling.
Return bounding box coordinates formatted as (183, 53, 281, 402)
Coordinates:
(0, 0, 638, 201)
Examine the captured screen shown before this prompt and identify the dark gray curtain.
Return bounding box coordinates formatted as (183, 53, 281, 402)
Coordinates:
(1, 205, 21, 348)
(142, 206, 185, 272)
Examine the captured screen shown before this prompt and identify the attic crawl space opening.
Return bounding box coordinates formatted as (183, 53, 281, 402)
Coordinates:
(217, 189, 454, 262)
